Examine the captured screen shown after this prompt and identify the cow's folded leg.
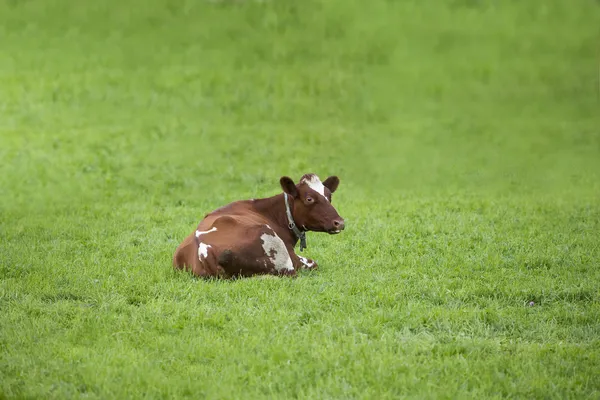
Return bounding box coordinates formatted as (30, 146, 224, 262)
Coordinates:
(300, 257, 317, 270)
(290, 252, 318, 270)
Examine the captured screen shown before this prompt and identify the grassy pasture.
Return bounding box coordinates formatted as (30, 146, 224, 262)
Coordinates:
(1, 0, 599, 398)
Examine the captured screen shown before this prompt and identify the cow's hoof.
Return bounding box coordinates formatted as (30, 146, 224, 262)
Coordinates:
(306, 261, 318, 270)
(298, 256, 318, 270)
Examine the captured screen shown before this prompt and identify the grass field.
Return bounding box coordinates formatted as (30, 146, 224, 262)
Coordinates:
(1, 0, 600, 398)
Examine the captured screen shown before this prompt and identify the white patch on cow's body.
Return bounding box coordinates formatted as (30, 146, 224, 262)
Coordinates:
(198, 242, 211, 260)
(260, 227, 294, 272)
(196, 227, 216, 261)
(195, 227, 217, 238)
(298, 256, 315, 269)
(301, 174, 328, 201)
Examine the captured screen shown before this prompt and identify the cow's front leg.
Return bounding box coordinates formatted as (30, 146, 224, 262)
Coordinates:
(289, 251, 318, 270)
(298, 255, 318, 270)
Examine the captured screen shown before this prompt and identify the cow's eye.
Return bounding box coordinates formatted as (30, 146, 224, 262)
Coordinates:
(306, 196, 314, 203)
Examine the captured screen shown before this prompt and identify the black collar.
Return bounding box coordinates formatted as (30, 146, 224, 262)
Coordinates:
(284, 193, 307, 251)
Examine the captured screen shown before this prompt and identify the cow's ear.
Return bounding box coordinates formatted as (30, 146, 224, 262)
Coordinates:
(280, 176, 299, 198)
(323, 176, 340, 193)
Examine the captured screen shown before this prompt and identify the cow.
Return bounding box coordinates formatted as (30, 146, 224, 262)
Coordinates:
(173, 173, 345, 278)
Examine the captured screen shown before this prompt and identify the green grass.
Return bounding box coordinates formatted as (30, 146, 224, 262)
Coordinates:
(1, 0, 599, 398)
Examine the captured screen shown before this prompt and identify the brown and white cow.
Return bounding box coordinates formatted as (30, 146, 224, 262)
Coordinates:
(173, 173, 345, 278)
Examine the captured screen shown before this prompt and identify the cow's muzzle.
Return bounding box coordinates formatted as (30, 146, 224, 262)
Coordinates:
(328, 219, 345, 234)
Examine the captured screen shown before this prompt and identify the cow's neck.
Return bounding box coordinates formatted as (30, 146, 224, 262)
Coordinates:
(252, 193, 300, 246)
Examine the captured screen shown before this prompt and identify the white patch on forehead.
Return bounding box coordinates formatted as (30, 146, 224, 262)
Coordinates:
(301, 174, 328, 201)
(260, 227, 294, 272)
(195, 227, 217, 238)
(298, 256, 315, 269)
(198, 242, 211, 260)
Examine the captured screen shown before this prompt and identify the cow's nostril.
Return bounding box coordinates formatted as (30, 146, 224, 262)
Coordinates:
(333, 220, 345, 230)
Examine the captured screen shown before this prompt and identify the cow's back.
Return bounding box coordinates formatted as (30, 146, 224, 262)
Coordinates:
(198, 200, 265, 231)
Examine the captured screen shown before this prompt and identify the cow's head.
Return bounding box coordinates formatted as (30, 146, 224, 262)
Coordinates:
(280, 173, 345, 234)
